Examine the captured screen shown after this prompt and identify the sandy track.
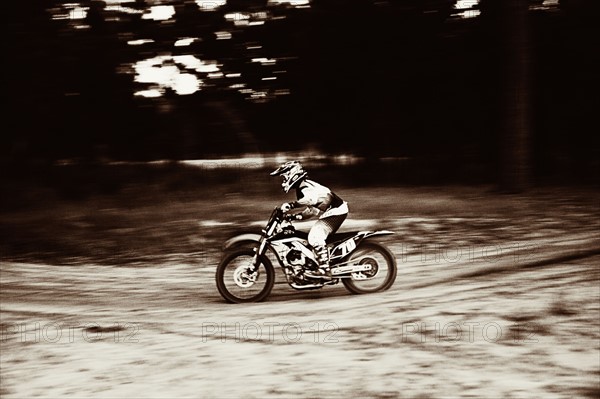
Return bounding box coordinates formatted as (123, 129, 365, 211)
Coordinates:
(1, 233, 599, 398)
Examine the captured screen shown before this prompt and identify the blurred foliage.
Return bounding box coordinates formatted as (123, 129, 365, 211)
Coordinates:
(3, 0, 600, 184)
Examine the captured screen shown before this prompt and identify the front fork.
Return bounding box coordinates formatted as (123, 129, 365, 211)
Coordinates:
(249, 237, 268, 273)
(248, 219, 277, 275)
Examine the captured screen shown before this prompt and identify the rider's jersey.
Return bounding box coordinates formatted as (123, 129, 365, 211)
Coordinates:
(290, 179, 348, 219)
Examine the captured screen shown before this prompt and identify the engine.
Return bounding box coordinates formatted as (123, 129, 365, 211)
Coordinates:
(286, 249, 305, 266)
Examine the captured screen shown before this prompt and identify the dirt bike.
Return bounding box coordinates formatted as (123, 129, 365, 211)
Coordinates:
(216, 207, 397, 303)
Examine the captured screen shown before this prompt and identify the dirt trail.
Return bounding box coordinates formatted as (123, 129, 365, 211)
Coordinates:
(1, 231, 599, 398)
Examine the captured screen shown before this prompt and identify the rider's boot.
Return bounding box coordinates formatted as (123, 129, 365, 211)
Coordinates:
(305, 246, 332, 280)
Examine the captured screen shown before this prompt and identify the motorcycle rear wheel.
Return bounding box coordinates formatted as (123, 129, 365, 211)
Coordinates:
(342, 241, 397, 294)
(216, 249, 275, 303)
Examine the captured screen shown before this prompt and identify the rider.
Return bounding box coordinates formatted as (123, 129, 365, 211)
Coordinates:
(270, 160, 349, 279)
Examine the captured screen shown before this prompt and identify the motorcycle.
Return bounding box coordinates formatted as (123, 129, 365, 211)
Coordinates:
(216, 207, 397, 303)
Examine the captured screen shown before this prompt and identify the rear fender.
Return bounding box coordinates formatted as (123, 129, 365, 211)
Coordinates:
(358, 230, 394, 241)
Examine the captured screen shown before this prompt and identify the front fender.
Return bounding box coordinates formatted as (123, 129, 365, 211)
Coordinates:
(223, 233, 262, 251)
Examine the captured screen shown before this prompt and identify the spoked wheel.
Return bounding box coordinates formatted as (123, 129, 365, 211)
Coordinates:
(342, 242, 397, 294)
(216, 249, 275, 303)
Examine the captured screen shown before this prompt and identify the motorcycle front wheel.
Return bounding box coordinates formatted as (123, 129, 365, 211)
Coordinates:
(342, 241, 397, 294)
(216, 249, 275, 303)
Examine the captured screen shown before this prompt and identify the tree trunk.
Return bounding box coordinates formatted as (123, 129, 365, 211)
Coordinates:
(499, 0, 532, 192)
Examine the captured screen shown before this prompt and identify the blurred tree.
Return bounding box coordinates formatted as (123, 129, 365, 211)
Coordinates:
(501, 0, 532, 192)
(482, 0, 532, 191)
(4, 0, 598, 186)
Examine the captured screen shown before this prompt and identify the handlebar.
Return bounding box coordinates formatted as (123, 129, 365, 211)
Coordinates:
(269, 206, 301, 224)
(260, 206, 298, 238)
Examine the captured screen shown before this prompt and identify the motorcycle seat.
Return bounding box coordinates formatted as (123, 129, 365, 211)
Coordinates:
(327, 231, 360, 244)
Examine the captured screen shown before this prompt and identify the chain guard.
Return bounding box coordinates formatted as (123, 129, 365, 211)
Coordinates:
(350, 257, 379, 280)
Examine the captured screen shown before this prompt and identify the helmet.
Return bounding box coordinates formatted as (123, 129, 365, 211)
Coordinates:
(270, 160, 307, 193)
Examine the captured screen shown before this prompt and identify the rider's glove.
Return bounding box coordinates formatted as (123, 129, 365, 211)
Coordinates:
(280, 202, 292, 212)
(285, 213, 302, 221)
